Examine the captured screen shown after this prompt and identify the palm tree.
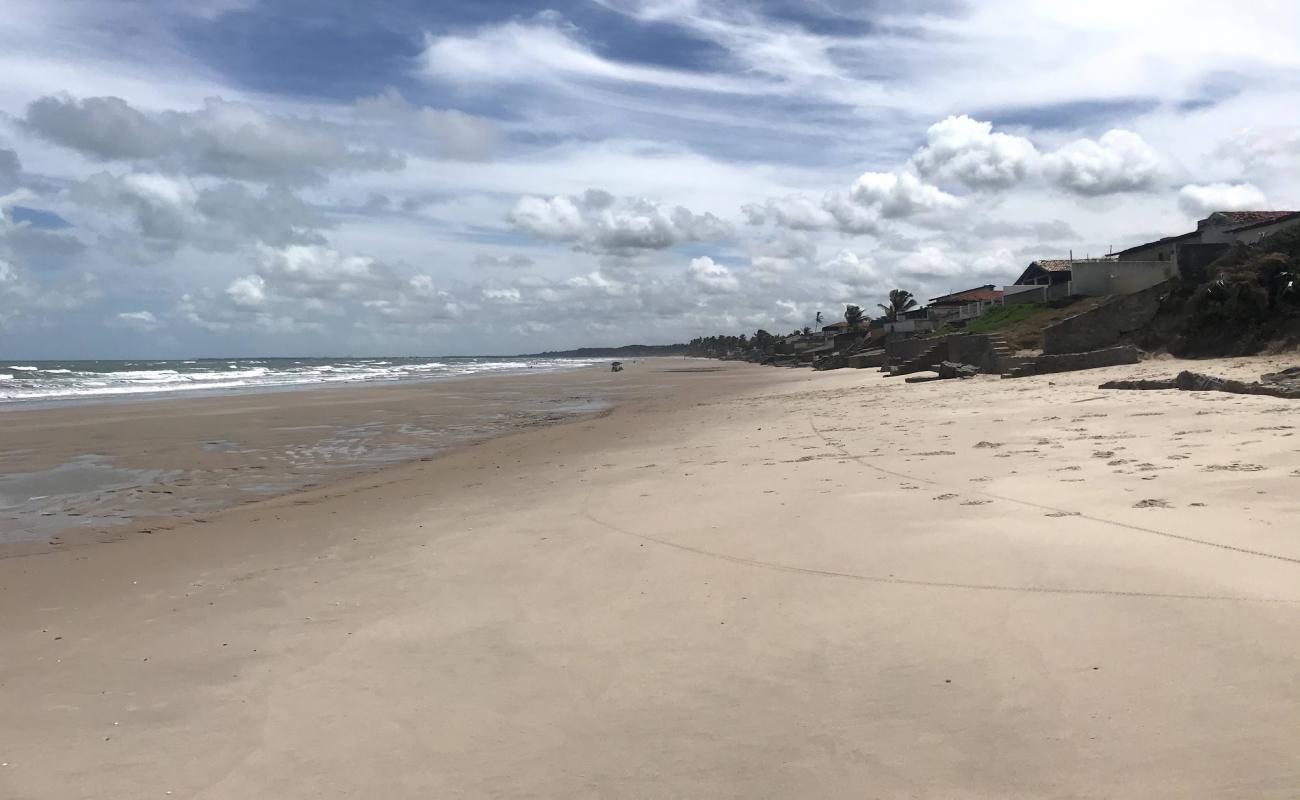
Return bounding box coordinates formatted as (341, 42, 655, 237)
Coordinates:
(844, 304, 864, 330)
(877, 289, 918, 321)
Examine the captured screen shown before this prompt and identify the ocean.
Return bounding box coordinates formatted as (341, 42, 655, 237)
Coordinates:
(0, 356, 604, 404)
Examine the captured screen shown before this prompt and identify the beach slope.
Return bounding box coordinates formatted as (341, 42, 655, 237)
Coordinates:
(2, 358, 1299, 798)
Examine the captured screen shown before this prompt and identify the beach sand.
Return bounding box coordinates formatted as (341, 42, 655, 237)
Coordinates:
(2, 356, 1299, 798)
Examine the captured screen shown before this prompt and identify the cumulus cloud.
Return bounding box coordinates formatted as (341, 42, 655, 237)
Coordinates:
(1177, 182, 1269, 217)
(71, 171, 325, 259)
(180, 244, 462, 335)
(686, 256, 739, 293)
(23, 95, 402, 184)
(1043, 130, 1164, 196)
(850, 171, 963, 217)
(910, 115, 1039, 190)
(508, 190, 731, 254)
(0, 256, 100, 328)
(354, 89, 498, 161)
(742, 191, 879, 235)
(109, 310, 161, 332)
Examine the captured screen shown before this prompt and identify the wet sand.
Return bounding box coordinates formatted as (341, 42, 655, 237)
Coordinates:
(0, 361, 749, 552)
(2, 356, 1299, 798)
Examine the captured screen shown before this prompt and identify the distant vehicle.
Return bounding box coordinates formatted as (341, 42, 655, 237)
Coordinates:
(610, 361, 624, 372)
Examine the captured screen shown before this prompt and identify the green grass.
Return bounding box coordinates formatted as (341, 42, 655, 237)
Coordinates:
(963, 303, 1050, 333)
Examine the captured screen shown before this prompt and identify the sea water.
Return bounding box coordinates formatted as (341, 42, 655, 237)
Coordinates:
(0, 356, 601, 404)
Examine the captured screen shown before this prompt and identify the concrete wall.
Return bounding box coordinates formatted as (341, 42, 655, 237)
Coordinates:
(1014, 345, 1141, 377)
(1230, 216, 1300, 246)
(1071, 260, 1174, 296)
(1002, 284, 1044, 305)
(1042, 281, 1169, 355)
(1118, 240, 1179, 263)
(885, 337, 930, 365)
(846, 351, 886, 369)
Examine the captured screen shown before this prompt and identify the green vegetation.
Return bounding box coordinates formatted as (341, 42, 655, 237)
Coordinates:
(963, 303, 1050, 333)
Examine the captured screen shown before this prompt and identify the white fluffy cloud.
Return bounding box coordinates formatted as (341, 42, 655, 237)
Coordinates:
(686, 256, 739, 293)
(1177, 182, 1269, 217)
(1042, 130, 1165, 196)
(849, 171, 963, 217)
(508, 190, 731, 254)
(910, 115, 1040, 191)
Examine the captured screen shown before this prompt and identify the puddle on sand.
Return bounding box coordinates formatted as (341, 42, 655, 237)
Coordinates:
(0, 455, 180, 543)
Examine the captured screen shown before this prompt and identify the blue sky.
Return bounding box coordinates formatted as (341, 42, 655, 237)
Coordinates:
(2, 0, 1300, 357)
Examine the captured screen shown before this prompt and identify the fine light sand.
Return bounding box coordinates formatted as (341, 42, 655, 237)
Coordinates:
(2, 357, 1299, 798)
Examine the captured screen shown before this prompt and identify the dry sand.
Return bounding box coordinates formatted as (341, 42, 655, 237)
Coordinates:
(2, 356, 1299, 798)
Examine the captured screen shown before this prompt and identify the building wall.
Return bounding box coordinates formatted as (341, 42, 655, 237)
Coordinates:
(1071, 260, 1174, 296)
(1117, 241, 1179, 262)
(1003, 285, 1045, 305)
(1230, 216, 1300, 246)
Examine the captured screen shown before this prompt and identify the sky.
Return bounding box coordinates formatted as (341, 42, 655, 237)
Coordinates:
(3, 1, 1300, 357)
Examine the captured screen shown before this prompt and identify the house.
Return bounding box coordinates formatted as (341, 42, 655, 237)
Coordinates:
(1006, 259, 1074, 303)
(1112, 210, 1300, 283)
(1014, 259, 1074, 287)
(883, 307, 935, 336)
(928, 285, 1003, 323)
(820, 320, 872, 334)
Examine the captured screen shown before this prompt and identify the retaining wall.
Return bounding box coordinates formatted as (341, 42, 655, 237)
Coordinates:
(1015, 345, 1141, 377)
(1042, 281, 1170, 355)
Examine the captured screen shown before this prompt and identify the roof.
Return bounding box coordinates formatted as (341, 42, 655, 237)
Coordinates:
(821, 320, 871, 331)
(1030, 259, 1073, 272)
(1225, 210, 1300, 233)
(1112, 230, 1199, 257)
(1215, 210, 1298, 230)
(929, 285, 1003, 305)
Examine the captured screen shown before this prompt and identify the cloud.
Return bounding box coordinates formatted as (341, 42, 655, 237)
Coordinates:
(70, 171, 326, 259)
(23, 95, 403, 184)
(910, 115, 1039, 191)
(0, 148, 21, 189)
(1177, 182, 1269, 217)
(508, 190, 731, 254)
(686, 256, 739, 293)
(421, 15, 760, 96)
(472, 253, 535, 269)
(109, 310, 161, 332)
(354, 89, 498, 161)
(1042, 130, 1164, 196)
(742, 192, 880, 235)
(850, 171, 963, 217)
(0, 256, 100, 328)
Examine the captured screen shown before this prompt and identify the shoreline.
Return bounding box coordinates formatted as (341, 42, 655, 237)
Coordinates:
(2, 355, 1299, 797)
(0, 358, 789, 555)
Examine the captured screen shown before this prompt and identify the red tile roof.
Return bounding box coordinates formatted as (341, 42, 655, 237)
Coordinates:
(1226, 210, 1300, 232)
(1217, 210, 1298, 229)
(930, 285, 1003, 304)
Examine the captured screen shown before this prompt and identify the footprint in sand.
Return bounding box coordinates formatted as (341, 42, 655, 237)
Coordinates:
(974, 441, 1004, 449)
(1204, 463, 1266, 473)
(1046, 510, 1081, 517)
(934, 493, 959, 501)
(960, 499, 991, 506)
